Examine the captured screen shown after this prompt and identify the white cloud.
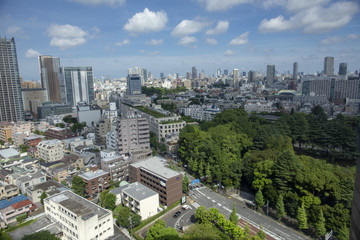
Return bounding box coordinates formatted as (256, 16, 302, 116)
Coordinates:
(146, 39, 163, 45)
(229, 32, 249, 45)
(69, 0, 125, 7)
(205, 21, 229, 35)
(197, 0, 252, 11)
(261, 0, 286, 9)
(25, 48, 41, 58)
(6, 26, 21, 35)
(115, 39, 130, 46)
(123, 8, 167, 35)
(206, 38, 218, 45)
(320, 34, 359, 45)
(177, 36, 198, 46)
(225, 49, 236, 56)
(258, 1, 359, 34)
(139, 50, 160, 55)
(171, 19, 210, 37)
(47, 24, 88, 49)
(286, 0, 330, 12)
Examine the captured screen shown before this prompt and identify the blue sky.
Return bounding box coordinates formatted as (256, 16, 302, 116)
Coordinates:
(1, 0, 360, 80)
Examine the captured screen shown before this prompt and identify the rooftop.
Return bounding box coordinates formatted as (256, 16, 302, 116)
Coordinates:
(121, 182, 158, 201)
(47, 190, 110, 220)
(0, 148, 19, 159)
(130, 156, 180, 180)
(0, 194, 28, 209)
(24, 135, 43, 141)
(79, 169, 109, 181)
(16, 171, 45, 183)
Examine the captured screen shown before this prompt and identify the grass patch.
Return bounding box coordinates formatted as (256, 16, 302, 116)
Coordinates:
(134, 200, 180, 232)
(135, 106, 167, 118)
(160, 120, 183, 124)
(5, 219, 37, 233)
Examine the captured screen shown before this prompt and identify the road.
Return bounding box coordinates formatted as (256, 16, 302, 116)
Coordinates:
(163, 205, 197, 230)
(189, 186, 310, 240)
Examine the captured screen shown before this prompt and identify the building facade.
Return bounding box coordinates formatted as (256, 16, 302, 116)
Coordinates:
(100, 153, 130, 183)
(293, 62, 298, 80)
(21, 88, 47, 116)
(0, 37, 24, 122)
(339, 62, 347, 76)
(324, 56, 334, 76)
(44, 190, 114, 240)
(129, 156, 182, 206)
(39, 55, 62, 103)
(37, 139, 65, 162)
(78, 170, 111, 198)
(127, 74, 142, 95)
(267, 64, 275, 85)
(37, 102, 73, 119)
(62, 67, 95, 107)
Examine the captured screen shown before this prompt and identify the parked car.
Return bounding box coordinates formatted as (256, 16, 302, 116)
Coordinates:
(173, 211, 181, 218)
(182, 205, 190, 210)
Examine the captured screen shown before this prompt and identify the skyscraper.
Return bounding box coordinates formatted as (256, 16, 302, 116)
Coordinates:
(192, 66, 197, 80)
(339, 63, 347, 76)
(293, 62, 298, 80)
(224, 69, 228, 76)
(248, 71, 256, 82)
(0, 37, 24, 122)
(39, 55, 61, 102)
(324, 56, 334, 75)
(267, 65, 275, 85)
(62, 67, 95, 107)
(216, 69, 221, 78)
(233, 69, 239, 82)
(127, 74, 142, 95)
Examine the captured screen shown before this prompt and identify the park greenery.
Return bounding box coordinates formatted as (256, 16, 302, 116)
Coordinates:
(178, 107, 357, 239)
(141, 86, 187, 99)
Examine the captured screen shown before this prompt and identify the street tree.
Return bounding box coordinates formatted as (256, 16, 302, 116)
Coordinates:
(255, 189, 265, 209)
(71, 175, 85, 197)
(229, 203, 239, 225)
(276, 194, 286, 219)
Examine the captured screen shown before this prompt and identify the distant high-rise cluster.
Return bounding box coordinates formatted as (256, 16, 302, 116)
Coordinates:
(0, 37, 24, 122)
(266, 64, 275, 85)
(324, 56, 334, 75)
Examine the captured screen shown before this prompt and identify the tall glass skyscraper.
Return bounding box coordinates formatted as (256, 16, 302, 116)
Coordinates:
(339, 63, 347, 76)
(39, 55, 61, 103)
(267, 64, 275, 85)
(62, 67, 95, 107)
(324, 56, 334, 75)
(0, 37, 24, 122)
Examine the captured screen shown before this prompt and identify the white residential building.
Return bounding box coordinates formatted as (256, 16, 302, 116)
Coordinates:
(44, 190, 114, 240)
(244, 101, 276, 113)
(37, 139, 65, 162)
(110, 182, 159, 220)
(15, 171, 46, 194)
(179, 105, 222, 121)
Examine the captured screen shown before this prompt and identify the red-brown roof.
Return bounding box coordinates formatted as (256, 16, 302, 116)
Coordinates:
(11, 199, 34, 210)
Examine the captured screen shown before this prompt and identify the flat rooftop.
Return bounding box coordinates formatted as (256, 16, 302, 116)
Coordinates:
(122, 182, 158, 201)
(48, 190, 110, 220)
(78, 169, 109, 181)
(130, 156, 180, 180)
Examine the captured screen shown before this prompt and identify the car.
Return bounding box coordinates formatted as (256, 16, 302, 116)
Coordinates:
(182, 205, 190, 210)
(173, 211, 181, 218)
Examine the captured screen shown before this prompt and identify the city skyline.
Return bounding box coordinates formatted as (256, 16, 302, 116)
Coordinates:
(1, 0, 360, 79)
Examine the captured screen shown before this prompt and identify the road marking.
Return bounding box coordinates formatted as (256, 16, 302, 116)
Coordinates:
(207, 197, 210, 199)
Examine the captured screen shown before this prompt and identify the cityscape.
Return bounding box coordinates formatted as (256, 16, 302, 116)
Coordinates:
(1, 0, 360, 240)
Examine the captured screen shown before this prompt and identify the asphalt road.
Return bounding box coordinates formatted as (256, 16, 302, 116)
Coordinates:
(163, 205, 197, 230)
(190, 186, 310, 240)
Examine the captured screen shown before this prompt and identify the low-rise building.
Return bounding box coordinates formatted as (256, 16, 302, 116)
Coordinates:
(44, 190, 114, 240)
(37, 140, 65, 162)
(0, 181, 19, 199)
(77, 103, 102, 127)
(111, 182, 159, 220)
(23, 134, 44, 146)
(129, 156, 182, 206)
(0, 122, 12, 143)
(25, 180, 65, 203)
(37, 103, 73, 119)
(15, 171, 46, 194)
(78, 170, 111, 198)
(45, 127, 77, 140)
(0, 195, 36, 226)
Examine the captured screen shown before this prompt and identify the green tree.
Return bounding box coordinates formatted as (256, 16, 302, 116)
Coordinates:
(71, 175, 85, 197)
(146, 219, 180, 240)
(0, 140, 4, 145)
(314, 209, 326, 237)
(19, 144, 30, 153)
(255, 189, 265, 209)
(205, 164, 212, 183)
(229, 203, 239, 225)
(276, 194, 286, 219)
(336, 223, 349, 240)
(21, 230, 60, 240)
(297, 203, 308, 229)
(0, 231, 11, 240)
(104, 192, 116, 210)
(257, 225, 266, 240)
(195, 206, 210, 224)
(182, 223, 223, 240)
(55, 123, 65, 128)
(40, 191, 48, 205)
(63, 115, 77, 124)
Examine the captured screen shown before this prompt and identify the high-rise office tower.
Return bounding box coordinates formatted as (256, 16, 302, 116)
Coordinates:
(339, 63, 347, 76)
(142, 68, 147, 83)
(0, 37, 24, 122)
(248, 71, 256, 82)
(127, 74, 142, 95)
(216, 69, 221, 78)
(186, 72, 191, 80)
(160, 72, 164, 80)
(61, 67, 95, 107)
(293, 62, 298, 80)
(233, 69, 239, 82)
(267, 65, 275, 85)
(192, 66, 197, 80)
(324, 56, 334, 75)
(39, 55, 61, 103)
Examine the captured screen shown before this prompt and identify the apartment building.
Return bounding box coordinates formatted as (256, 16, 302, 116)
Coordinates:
(37, 139, 65, 162)
(23, 134, 44, 146)
(78, 170, 111, 198)
(0, 122, 12, 143)
(95, 118, 111, 145)
(0, 181, 19, 199)
(100, 152, 130, 183)
(15, 171, 46, 194)
(44, 190, 114, 240)
(45, 127, 77, 140)
(111, 182, 159, 220)
(25, 180, 65, 203)
(129, 156, 182, 206)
